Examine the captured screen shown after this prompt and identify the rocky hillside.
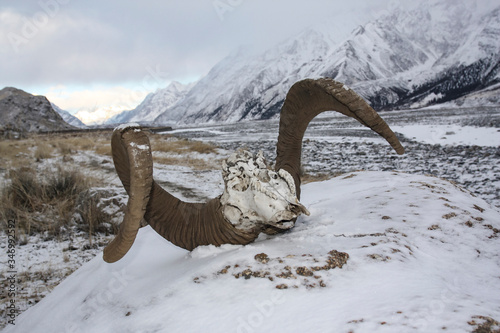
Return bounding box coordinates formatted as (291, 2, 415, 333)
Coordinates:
(0, 87, 75, 133)
(144, 0, 500, 125)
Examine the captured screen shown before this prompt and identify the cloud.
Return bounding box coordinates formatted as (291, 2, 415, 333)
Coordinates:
(74, 106, 126, 125)
(6, 0, 496, 123)
(45, 85, 149, 124)
(1, 0, 392, 90)
(0, 0, 395, 123)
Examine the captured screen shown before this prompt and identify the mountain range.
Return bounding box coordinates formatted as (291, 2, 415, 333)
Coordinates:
(109, 0, 500, 126)
(106, 81, 195, 124)
(51, 103, 88, 129)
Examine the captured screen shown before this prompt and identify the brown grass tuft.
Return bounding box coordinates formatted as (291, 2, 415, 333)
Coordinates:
(0, 164, 103, 239)
(150, 136, 217, 155)
(301, 173, 340, 184)
(94, 144, 112, 156)
(34, 142, 54, 160)
(152, 155, 221, 170)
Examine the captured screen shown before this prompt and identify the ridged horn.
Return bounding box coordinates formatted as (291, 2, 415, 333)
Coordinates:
(275, 78, 405, 198)
(103, 126, 153, 263)
(103, 78, 405, 262)
(103, 126, 259, 263)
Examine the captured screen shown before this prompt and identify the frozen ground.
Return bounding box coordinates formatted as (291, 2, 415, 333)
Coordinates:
(1, 106, 499, 331)
(170, 107, 500, 208)
(4, 171, 500, 332)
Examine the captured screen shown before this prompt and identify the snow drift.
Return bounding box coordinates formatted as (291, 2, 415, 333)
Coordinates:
(5, 171, 500, 333)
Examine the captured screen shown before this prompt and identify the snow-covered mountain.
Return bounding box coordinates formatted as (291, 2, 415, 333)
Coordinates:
(0, 87, 76, 133)
(51, 103, 88, 128)
(105, 81, 195, 125)
(141, 0, 500, 125)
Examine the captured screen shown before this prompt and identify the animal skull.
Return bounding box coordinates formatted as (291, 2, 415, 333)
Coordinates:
(220, 150, 310, 233)
(103, 78, 405, 263)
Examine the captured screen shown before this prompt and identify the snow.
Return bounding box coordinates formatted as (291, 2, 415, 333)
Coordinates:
(5, 171, 499, 333)
(129, 142, 149, 151)
(393, 125, 500, 146)
(113, 123, 141, 132)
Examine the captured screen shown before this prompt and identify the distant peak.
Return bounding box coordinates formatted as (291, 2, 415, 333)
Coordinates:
(168, 81, 183, 90)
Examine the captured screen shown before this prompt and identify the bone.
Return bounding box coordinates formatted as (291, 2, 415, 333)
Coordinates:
(220, 150, 309, 233)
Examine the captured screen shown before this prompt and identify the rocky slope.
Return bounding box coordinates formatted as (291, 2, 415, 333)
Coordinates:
(0, 87, 75, 133)
(51, 103, 88, 128)
(143, 0, 500, 125)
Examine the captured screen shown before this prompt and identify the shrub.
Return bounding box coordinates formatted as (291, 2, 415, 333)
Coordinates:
(74, 190, 114, 234)
(0, 165, 102, 239)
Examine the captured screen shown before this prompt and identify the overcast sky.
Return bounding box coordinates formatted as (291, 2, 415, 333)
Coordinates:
(0, 0, 398, 122)
(0, 0, 496, 123)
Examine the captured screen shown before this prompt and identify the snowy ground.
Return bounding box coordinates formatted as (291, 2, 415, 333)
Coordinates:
(1, 107, 499, 332)
(169, 107, 500, 208)
(3, 172, 500, 332)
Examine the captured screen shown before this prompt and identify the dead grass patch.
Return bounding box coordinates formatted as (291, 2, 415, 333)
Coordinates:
(0, 132, 113, 170)
(0, 164, 112, 239)
(0, 140, 34, 168)
(301, 172, 340, 184)
(94, 144, 112, 156)
(34, 142, 54, 160)
(153, 155, 221, 170)
(57, 141, 73, 155)
(47, 132, 111, 154)
(150, 135, 217, 155)
(150, 135, 220, 169)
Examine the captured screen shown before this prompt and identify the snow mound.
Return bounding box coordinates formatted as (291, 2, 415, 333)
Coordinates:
(7, 172, 500, 333)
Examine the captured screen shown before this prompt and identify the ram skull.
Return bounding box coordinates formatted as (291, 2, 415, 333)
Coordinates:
(103, 78, 404, 263)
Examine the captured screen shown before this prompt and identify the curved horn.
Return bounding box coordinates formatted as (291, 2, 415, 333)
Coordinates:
(104, 78, 405, 262)
(275, 78, 404, 198)
(103, 126, 258, 263)
(103, 126, 153, 263)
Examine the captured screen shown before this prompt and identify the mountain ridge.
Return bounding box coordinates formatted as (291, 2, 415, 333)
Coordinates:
(105, 81, 195, 125)
(108, 0, 500, 126)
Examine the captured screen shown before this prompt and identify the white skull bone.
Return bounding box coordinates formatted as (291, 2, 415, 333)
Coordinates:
(220, 150, 310, 233)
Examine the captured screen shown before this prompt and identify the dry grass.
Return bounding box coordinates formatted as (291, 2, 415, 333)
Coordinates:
(301, 172, 340, 184)
(0, 140, 34, 168)
(150, 135, 217, 155)
(47, 132, 111, 154)
(1, 131, 216, 169)
(57, 141, 73, 155)
(0, 130, 221, 239)
(148, 134, 221, 169)
(0, 132, 113, 168)
(34, 142, 54, 160)
(153, 155, 222, 170)
(0, 165, 95, 237)
(74, 190, 116, 233)
(94, 144, 112, 156)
